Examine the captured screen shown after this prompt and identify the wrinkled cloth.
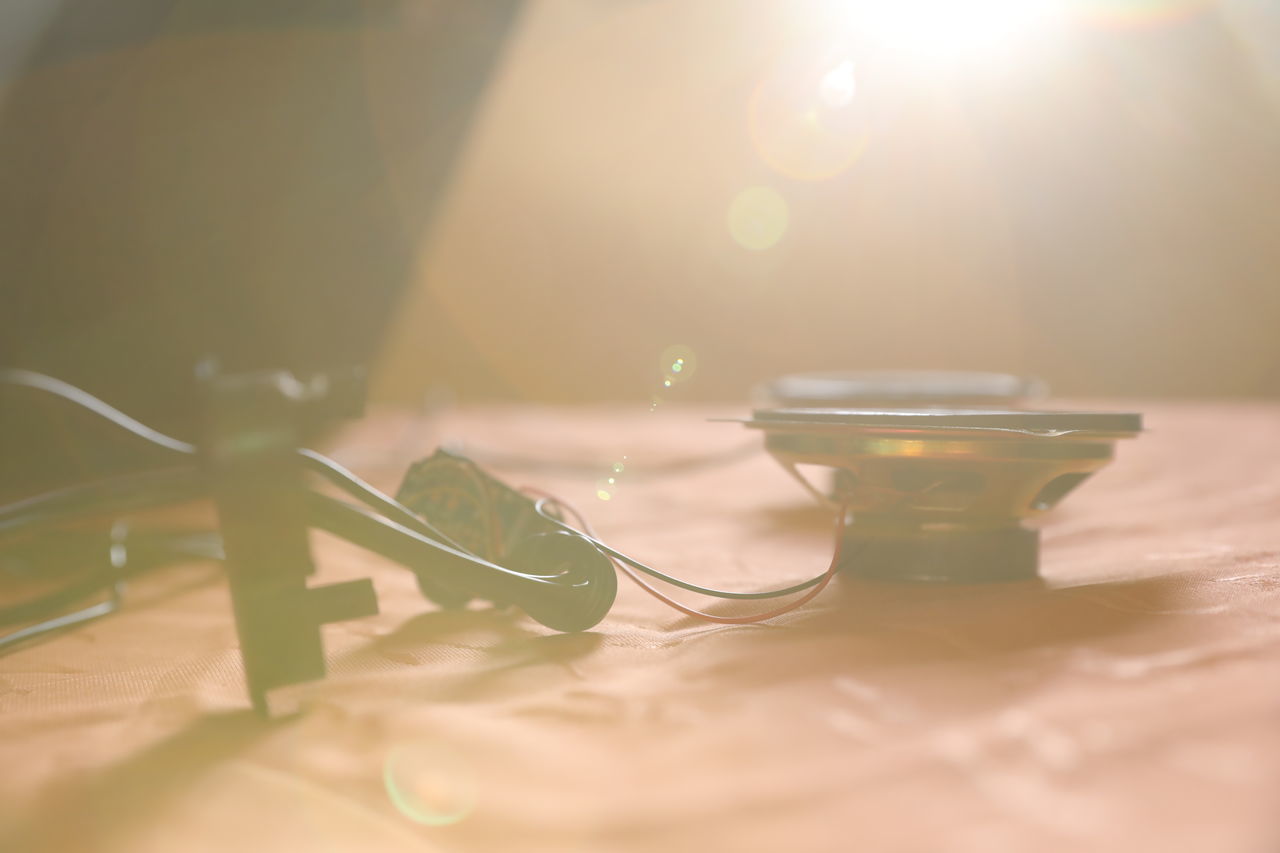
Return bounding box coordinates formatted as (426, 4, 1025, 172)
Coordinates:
(2, 403, 1278, 853)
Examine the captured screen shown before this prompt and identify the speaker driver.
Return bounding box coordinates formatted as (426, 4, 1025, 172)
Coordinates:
(742, 408, 1142, 583)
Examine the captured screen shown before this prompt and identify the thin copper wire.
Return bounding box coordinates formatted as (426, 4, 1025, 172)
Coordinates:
(520, 486, 847, 624)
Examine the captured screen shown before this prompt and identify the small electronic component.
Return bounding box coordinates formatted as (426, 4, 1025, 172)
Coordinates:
(395, 449, 570, 610)
(397, 449, 561, 564)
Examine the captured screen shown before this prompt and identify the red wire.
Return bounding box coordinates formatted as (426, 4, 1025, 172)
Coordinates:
(520, 486, 846, 624)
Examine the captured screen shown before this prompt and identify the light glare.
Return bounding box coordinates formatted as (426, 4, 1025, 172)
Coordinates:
(384, 743, 477, 827)
(819, 60, 857, 108)
(848, 0, 1064, 69)
(727, 186, 790, 251)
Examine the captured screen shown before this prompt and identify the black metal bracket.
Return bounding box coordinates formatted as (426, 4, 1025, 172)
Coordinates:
(203, 367, 377, 715)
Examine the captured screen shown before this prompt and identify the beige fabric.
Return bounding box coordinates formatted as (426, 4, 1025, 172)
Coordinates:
(2, 403, 1279, 852)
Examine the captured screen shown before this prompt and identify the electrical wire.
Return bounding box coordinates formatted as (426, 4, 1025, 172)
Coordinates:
(0, 467, 205, 535)
(522, 486, 830, 600)
(1, 368, 197, 455)
(449, 440, 761, 480)
(0, 524, 222, 627)
(0, 369, 470, 555)
(0, 584, 125, 651)
(2, 369, 842, 630)
(297, 450, 468, 555)
(0, 520, 224, 650)
(524, 488, 844, 624)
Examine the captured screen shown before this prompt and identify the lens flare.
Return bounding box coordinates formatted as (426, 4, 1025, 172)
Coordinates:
(750, 49, 872, 181)
(384, 742, 477, 827)
(849, 0, 1064, 68)
(819, 60, 858, 108)
(659, 345, 698, 385)
(727, 187, 790, 250)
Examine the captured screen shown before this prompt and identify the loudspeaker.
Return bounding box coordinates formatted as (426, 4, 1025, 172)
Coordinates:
(743, 408, 1141, 582)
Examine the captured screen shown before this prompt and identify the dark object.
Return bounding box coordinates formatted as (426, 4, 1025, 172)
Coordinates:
(204, 367, 379, 714)
(394, 449, 617, 631)
(0, 0, 521, 450)
(840, 524, 1040, 583)
(502, 532, 617, 633)
(0, 369, 618, 713)
(0, 3, 619, 710)
(306, 494, 616, 635)
(398, 449, 560, 565)
(742, 407, 1142, 583)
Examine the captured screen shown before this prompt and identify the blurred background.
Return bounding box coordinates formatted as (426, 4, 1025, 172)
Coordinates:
(375, 0, 1280, 404)
(3, 0, 1280, 420)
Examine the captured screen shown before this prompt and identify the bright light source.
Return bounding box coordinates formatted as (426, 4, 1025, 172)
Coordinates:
(845, 0, 1064, 70)
(818, 59, 858, 108)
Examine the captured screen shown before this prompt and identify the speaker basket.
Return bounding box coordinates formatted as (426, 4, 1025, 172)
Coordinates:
(743, 408, 1141, 582)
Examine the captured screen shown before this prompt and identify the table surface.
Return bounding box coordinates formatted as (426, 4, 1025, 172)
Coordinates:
(2, 402, 1279, 853)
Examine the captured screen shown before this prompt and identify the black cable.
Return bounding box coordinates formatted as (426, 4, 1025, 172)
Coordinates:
(530, 500, 828, 601)
(307, 492, 562, 586)
(0, 467, 207, 535)
(307, 493, 617, 634)
(297, 450, 469, 555)
(1, 369, 473, 556)
(0, 526, 223, 650)
(2, 369, 825, 608)
(0, 585, 125, 651)
(1, 368, 197, 455)
(0, 524, 221, 634)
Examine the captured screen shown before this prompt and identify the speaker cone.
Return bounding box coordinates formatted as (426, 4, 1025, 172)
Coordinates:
(743, 408, 1142, 582)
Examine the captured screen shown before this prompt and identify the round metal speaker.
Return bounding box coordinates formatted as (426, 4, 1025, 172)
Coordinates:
(742, 408, 1142, 583)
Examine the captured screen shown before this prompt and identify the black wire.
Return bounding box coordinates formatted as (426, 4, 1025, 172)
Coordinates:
(530, 500, 829, 601)
(297, 450, 469, 555)
(0, 584, 125, 651)
(308, 492, 563, 587)
(0, 369, 473, 556)
(0, 524, 225, 649)
(1, 369, 828, 606)
(1, 368, 197, 455)
(0, 467, 207, 538)
(0, 564, 125, 628)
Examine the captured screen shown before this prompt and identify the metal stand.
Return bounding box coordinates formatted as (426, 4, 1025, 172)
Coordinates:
(203, 368, 377, 715)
